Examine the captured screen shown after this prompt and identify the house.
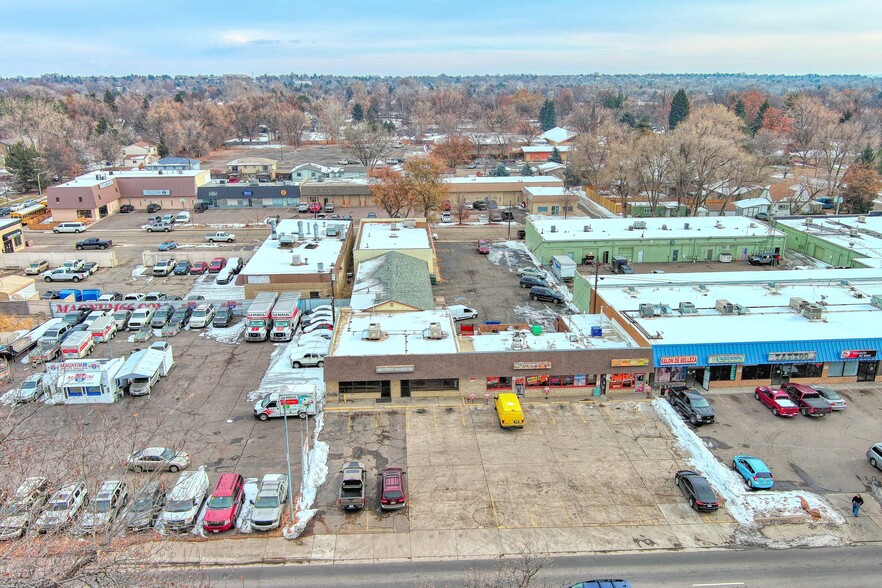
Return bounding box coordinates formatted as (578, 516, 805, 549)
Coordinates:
(520, 145, 571, 163)
(227, 157, 278, 181)
(0, 218, 25, 253)
(120, 142, 159, 168)
(522, 186, 580, 216)
(539, 127, 578, 146)
(291, 163, 344, 182)
(145, 157, 201, 172)
(350, 251, 434, 312)
(624, 200, 689, 218)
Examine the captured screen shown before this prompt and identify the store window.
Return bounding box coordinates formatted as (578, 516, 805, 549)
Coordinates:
(339, 381, 386, 394)
(828, 361, 859, 377)
(709, 365, 737, 381)
(791, 363, 824, 378)
(487, 377, 512, 390)
(76, 209, 93, 218)
(402, 379, 459, 393)
(741, 364, 772, 380)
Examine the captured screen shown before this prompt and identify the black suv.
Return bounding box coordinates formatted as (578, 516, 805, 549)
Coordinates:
(119, 204, 135, 213)
(146, 203, 162, 213)
(194, 202, 209, 213)
(529, 286, 564, 304)
(666, 386, 716, 425)
(519, 275, 549, 289)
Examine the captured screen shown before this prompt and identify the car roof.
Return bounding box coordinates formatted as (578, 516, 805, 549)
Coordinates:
(736, 455, 769, 469)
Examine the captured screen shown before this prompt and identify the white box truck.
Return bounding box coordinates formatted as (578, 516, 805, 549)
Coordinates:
(60, 331, 95, 359)
(551, 255, 577, 282)
(269, 292, 302, 342)
(253, 384, 320, 421)
(88, 314, 117, 343)
(245, 291, 279, 342)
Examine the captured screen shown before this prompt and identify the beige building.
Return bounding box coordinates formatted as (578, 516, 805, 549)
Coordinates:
(353, 218, 436, 275)
(448, 176, 564, 207)
(227, 157, 278, 181)
(120, 142, 159, 167)
(523, 186, 580, 216)
(0, 219, 25, 253)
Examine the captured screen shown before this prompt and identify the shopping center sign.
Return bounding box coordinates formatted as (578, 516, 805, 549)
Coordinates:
(660, 356, 698, 365)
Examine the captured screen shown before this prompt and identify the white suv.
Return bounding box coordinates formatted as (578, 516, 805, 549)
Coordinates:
(188, 303, 215, 328)
(35, 481, 89, 534)
(161, 469, 210, 532)
(128, 307, 156, 330)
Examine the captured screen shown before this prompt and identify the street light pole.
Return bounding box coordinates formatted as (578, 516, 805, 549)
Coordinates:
(283, 396, 295, 522)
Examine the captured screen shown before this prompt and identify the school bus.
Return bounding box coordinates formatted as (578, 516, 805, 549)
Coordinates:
(11, 204, 49, 227)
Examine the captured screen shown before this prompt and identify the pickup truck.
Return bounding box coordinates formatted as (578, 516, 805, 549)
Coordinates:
(665, 385, 716, 425)
(42, 268, 89, 283)
(337, 461, 366, 511)
(75, 238, 112, 250)
(205, 231, 236, 243)
(781, 383, 832, 418)
(748, 252, 780, 266)
(152, 258, 176, 277)
(146, 223, 174, 233)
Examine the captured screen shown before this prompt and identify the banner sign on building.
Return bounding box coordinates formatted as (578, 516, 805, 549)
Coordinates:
(707, 354, 746, 365)
(841, 349, 877, 360)
(660, 356, 698, 365)
(768, 351, 817, 362)
(611, 358, 649, 367)
(143, 189, 171, 196)
(98, 180, 114, 189)
(513, 362, 552, 370)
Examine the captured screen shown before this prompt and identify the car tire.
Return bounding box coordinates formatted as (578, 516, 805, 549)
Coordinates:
(164, 228, 170, 232)
(530, 295, 537, 300)
(44, 277, 52, 282)
(689, 497, 696, 510)
(754, 392, 760, 400)
(317, 360, 324, 367)
(772, 408, 779, 416)
(53, 229, 59, 233)
(732, 460, 737, 470)
(800, 408, 809, 416)
(169, 465, 180, 473)
(292, 361, 302, 368)
(72, 277, 80, 283)
(258, 413, 269, 421)
(227, 238, 233, 243)
(871, 458, 878, 468)
(76, 229, 82, 233)
(76, 245, 83, 250)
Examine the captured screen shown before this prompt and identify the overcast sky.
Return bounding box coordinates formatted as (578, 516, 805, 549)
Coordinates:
(3, 0, 880, 77)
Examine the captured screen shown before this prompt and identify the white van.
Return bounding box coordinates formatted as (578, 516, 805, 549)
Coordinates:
(174, 211, 191, 223)
(448, 304, 478, 321)
(53, 222, 86, 234)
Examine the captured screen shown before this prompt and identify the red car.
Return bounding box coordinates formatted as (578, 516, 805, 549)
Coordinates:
(208, 257, 227, 274)
(477, 240, 490, 254)
(308, 202, 322, 213)
(754, 386, 799, 417)
(190, 261, 209, 275)
(379, 467, 407, 510)
(202, 473, 244, 533)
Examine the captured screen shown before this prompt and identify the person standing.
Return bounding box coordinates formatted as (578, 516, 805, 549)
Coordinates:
(852, 494, 864, 517)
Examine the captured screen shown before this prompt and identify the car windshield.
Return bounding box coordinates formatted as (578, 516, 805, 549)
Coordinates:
(691, 397, 710, 408)
(20, 382, 37, 391)
(49, 500, 71, 511)
(173, 310, 187, 319)
(193, 310, 207, 317)
(130, 497, 153, 512)
(94, 499, 113, 513)
(208, 496, 233, 509)
(274, 320, 289, 328)
(160, 449, 175, 460)
(822, 390, 841, 400)
(113, 312, 128, 318)
(254, 496, 279, 509)
(755, 472, 773, 478)
(165, 499, 194, 513)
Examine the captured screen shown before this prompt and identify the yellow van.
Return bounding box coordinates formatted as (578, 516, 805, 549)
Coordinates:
(495, 393, 524, 428)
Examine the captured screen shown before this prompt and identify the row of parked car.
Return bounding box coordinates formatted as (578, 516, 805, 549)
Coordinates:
(153, 256, 243, 285)
(120, 301, 235, 332)
(516, 266, 566, 304)
(30, 259, 100, 283)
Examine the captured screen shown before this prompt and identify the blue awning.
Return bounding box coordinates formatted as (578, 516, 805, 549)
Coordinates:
(653, 338, 882, 367)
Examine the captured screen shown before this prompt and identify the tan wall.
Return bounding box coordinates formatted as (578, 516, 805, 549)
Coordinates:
(0, 250, 118, 270)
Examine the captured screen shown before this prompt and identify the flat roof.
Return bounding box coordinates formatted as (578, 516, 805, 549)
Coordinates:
(529, 215, 785, 242)
(333, 310, 460, 357)
(447, 175, 563, 185)
(241, 219, 350, 276)
(776, 216, 882, 265)
(521, 145, 572, 153)
(524, 187, 570, 196)
(595, 268, 882, 345)
(357, 220, 431, 250)
(55, 169, 205, 189)
(467, 314, 639, 352)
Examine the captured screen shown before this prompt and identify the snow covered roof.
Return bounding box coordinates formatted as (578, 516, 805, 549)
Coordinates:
(775, 216, 882, 265)
(447, 175, 563, 185)
(291, 163, 343, 175)
(227, 157, 277, 166)
(521, 145, 572, 153)
(540, 127, 578, 144)
(356, 220, 431, 251)
(732, 197, 772, 209)
(333, 310, 460, 357)
(116, 348, 165, 380)
(56, 169, 205, 188)
(528, 215, 784, 242)
(537, 162, 566, 172)
(524, 187, 571, 197)
(595, 268, 882, 345)
(350, 252, 433, 311)
(241, 219, 350, 276)
(467, 314, 639, 352)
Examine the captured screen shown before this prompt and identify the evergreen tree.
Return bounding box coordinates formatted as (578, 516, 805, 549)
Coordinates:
(859, 145, 876, 166)
(382, 121, 396, 133)
(174, 91, 185, 104)
(351, 103, 364, 122)
(5, 142, 42, 192)
(549, 147, 563, 164)
(95, 117, 111, 136)
(366, 103, 380, 125)
(157, 135, 169, 158)
(668, 89, 690, 130)
(752, 101, 770, 134)
(564, 166, 580, 188)
(489, 163, 510, 177)
(734, 100, 747, 121)
(521, 163, 534, 176)
(538, 99, 556, 131)
(103, 89, 116, 110)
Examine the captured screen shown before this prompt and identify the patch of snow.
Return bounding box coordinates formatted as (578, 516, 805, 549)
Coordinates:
(246, 339, 326, 403)
(235, 478, 261, 533)
(653, 399, 846, 530)
(487, 240, 534, 270)
(283, 412, 328, 540)
(189, 497, 211, 537)
(130, 265, 146, 279)
(201, 321, 246, 345)
(185, 274, 245, 302)
(0, 388, 20, 406)
(512, 304, 559, 330)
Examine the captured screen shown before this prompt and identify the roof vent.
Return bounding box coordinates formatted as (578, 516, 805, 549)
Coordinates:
(550, 225, 557, 233)
(733, 304, 749, 315)
(583, 225, 593, 232)
(684, 222, 691, 230)
(632, 220, 647, 229)
(693, 284, 708, 293)
(390, 222, 399, 231)
(850, 228, 860, 237)
(364, 323, 383, 341)
(714, 221, 724, 229)
(424, 322, 446, 340)
(661, 224, 667, 230)
(679, 302, 697, 314)
(749, 222, 757, 228)
(510, 332, 529, 350)
(290, 254, 302, 265)
(715, 299, 734, 314)
(805, 217, 813, 226)
(858, 215, 867, 223)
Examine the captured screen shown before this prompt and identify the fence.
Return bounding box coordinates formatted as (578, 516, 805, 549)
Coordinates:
(0, 251, 118, 270)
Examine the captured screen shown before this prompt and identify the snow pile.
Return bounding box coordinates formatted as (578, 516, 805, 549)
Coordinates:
(246, 339, 326, 403)
(130, 265, 147, 280)
(235, 477, 261, 533)
(202, 321, 246, 345)
(185, 274, 245, 302)
(512, 303, 559, 330)
(283, 412, 329, 540)
(653, 399, 846, 529)
(486, 240, 535, 270)
(0, 387, 20, 406)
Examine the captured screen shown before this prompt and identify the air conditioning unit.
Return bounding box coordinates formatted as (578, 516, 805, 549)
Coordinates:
(858, 215, 867, 223)
(550, 225, 557, 233)
(715, 299, 734, 314)
(789, 296, 809, 311)
(684, 222, 691, 230)
(679, 302, 697, 314)
(290, 253, 302, 265)
(850, 228, 860, 237)
(632, 220, 647, 229)
(802, 304, 824, 321)
(805, 217, 813, 226)
(390, 222, 399, 231)
(426, 322, 445, 340)
(365, 323, 382, 341)
(279, 233, 294, 247)
(583, 225, 593, 232)
(403, 219, 416, 229)
(871, 295, 882, 310)
(510, 334, 528, 350)
(639, 303, 656, 318)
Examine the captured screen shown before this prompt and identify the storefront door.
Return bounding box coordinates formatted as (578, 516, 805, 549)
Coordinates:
(686, 368, 705, 389)
(771, 364, 791, 386)
(857, 361, 878, 382)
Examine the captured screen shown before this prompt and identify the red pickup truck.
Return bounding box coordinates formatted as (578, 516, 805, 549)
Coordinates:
(754, 386, 799, 417)
(781, 383, 832, 418)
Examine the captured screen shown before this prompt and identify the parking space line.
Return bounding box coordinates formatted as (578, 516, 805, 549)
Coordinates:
(376, 411, 380, 431)
(602, 405, 618, 424)
(546, 405, 557, 426)
(348, 412, 352, 433)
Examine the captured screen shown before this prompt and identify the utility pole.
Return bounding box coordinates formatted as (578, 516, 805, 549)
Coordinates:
(591, 261, 601, 314)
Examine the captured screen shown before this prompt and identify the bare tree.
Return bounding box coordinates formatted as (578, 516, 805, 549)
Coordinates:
(453, 195, 472, 225)
(316, 97, 347, 143)
(463, 545, 555, 588)
(278, 107, 309, 147)
(633, 132, 674, 215)
(342, 123, 394, 169)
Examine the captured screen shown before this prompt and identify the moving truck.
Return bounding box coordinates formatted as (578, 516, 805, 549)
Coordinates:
(61, 331, 95, 359)
(245, 292, 279, 342)
(495, 393, 524, 428)
(551, 255, 576, 282)
(88, 314, 117, 343)
(253, 385, 319, 420)
(269, 292, 301, 342)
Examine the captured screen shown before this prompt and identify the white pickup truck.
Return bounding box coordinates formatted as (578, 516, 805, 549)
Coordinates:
(205, 231, 236, 243)
(41, 268, 89, 283)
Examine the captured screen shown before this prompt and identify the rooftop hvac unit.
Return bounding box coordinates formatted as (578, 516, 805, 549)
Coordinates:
(279, 233, 294, 247)
(425, 322, 445, 340)
(632, 220, 647, 229)
(715, 299, 734, 314)
(373, 292, 383, 303)
(871, 295, 882, 310)
(661, 224, 668, 230)
(679, 302, 697, 314)
(639, 303, 656, 318)
(403, 219, 416, 229)
(850, 228, 860, 237)
(290, 254, 302, 265)
(858, 215, 867, 223)
(789, 296, 809, 310)
(684, 222, 691, 230)
(694, 284, 708, 293)
(550, 225, 557, 233)
(802, 304, 824, 321)
(365, 323, 382, 341)
(390, 222, 399, 231)
(733, 304, 749, 315)
(510, 334, 529, 350)
(583, 225, 593, 232)
(624, 286, 638, 297)
(567, 333, 579, 343)
(749, 222, 757, 228)
(805, 217, 813, 226)
(317, 262, 324, 272)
